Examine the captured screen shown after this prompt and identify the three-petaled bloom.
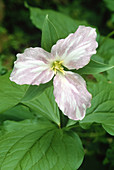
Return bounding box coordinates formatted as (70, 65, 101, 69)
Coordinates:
(10, 26, 98, 120)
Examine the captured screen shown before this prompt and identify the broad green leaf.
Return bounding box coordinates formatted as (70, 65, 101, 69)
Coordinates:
(93, 73, 107, 83)
(103, 124, 114, 136)
(80, 82, 114, 135)
(0, 73, 28, 113)
(0, 73, 59, 124)
(22, 86, 60, 125)
(74, 59, 114, 75)
(41, 15, 59, 51)
(0, 119, 84, 170)
(0, 104, 35, 123)
(98, 36, 114, 62)
(92, 54, 104, 63)
(22, 80, 52, 101)
(26, 4, 84, 39)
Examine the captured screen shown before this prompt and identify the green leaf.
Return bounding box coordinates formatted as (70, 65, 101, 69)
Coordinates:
(41, 15, 59, 51)
(0, 119, 84, 170)
(107, 57, 114, 82)
(105, 141, 114, 166)
(22, 86, 60, 125)
(92, 54, 104, 63)
(21, 80, 52, 101)
(98, 36, 114, 62)
(93, 73, 107, 83)
(26, 4, 83, 39)
(110, 13, 114, 26)
(80, 82, 114, 135)
(0, 73, 28, 113)
(103, 124, 114, 136)
(0, 104, 35, 123)
(66, 119, 78, 128)
(74, 59, 114, 75)
(103, 0, 114, 11)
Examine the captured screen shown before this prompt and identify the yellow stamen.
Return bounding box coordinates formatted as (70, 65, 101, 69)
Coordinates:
(51, 60, 65, 75)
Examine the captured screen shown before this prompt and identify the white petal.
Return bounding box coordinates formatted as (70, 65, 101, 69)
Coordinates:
(10, 47, 54, 85)
(53, 71, 92, 120)
(51, 26, 98, 70)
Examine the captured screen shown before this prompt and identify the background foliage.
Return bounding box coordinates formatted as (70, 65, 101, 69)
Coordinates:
(0, 0, 114, 169)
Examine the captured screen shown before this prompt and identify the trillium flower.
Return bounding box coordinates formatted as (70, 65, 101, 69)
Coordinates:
(10, 26, 98, 120)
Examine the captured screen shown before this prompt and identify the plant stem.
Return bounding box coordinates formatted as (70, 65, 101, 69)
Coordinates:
(100, 30, 114, 46)
(59, 110, 68, 128)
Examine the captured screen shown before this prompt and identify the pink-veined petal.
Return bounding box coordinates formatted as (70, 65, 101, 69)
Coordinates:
(10, 47, 54, 85)
(53, 71, 92, 120)
(51, 26, 98, 70)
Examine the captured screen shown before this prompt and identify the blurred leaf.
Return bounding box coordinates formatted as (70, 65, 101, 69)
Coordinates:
(41, 15, 59, 51)
(0, 119, 84, 170)
(107, 15, 114, 29)
(105, 141, 114, 166)
(0, 61, 7, 75)
(104, 0, 114, 12)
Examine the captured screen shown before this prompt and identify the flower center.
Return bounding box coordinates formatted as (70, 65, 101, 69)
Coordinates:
(51, 61, 65, 74)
